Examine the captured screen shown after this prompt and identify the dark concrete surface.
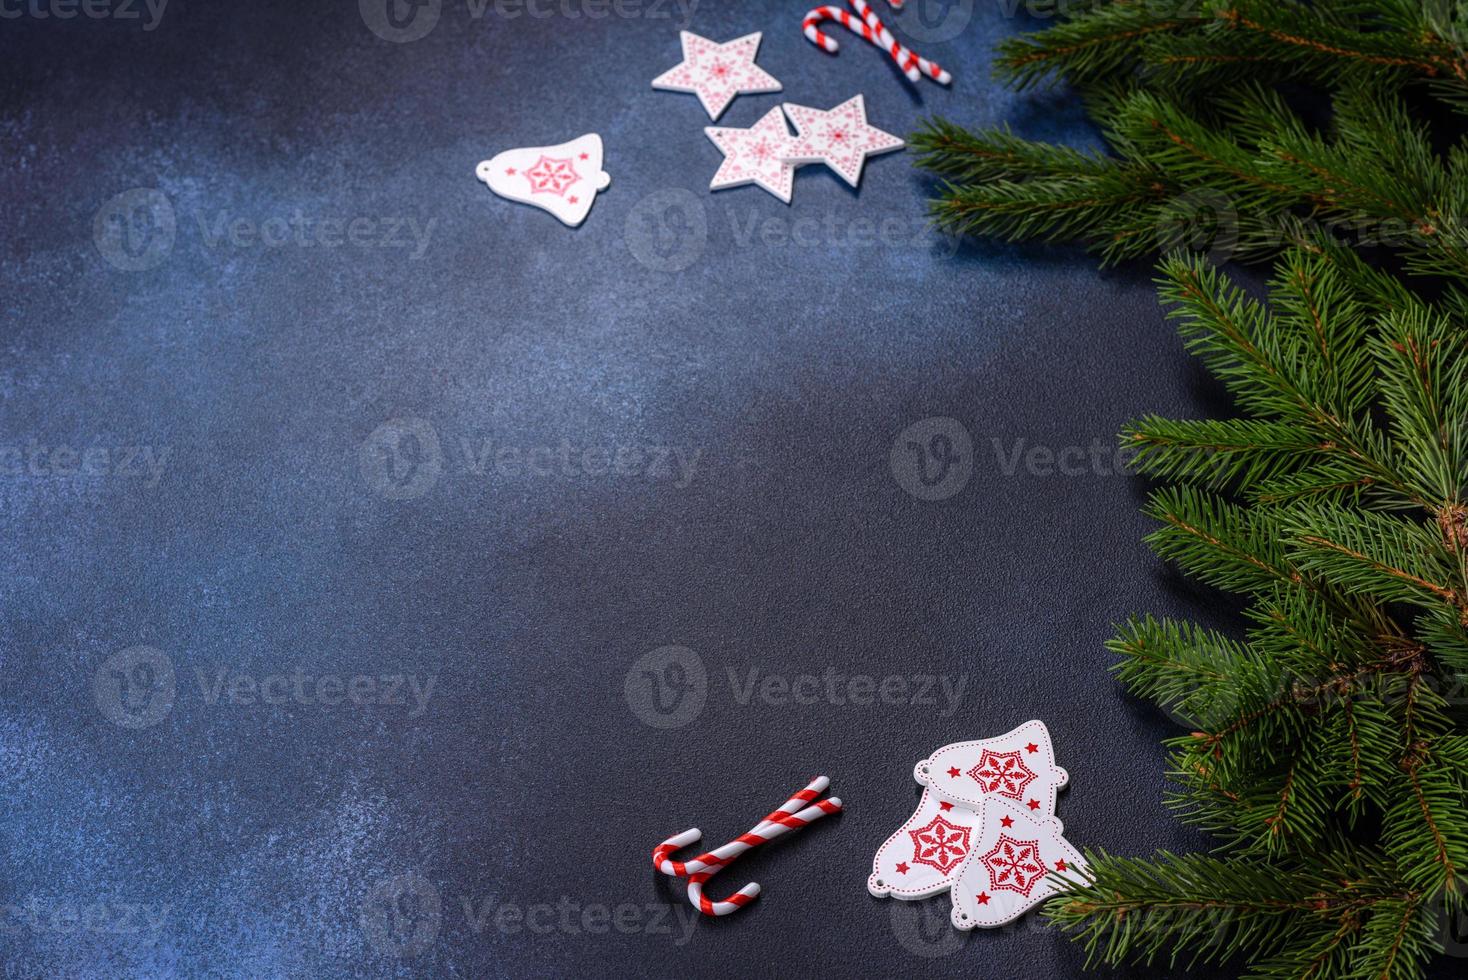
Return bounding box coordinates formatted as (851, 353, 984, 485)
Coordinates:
(0, 1, 1297, 977)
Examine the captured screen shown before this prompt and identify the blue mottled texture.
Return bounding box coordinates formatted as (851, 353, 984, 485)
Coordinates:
(0, 1, 1328, 977)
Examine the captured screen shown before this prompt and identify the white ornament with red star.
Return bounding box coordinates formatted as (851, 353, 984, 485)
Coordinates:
(913, 720, 1070, 816)
(652, 31, 783, 121)
(868, 787, 983, 901)
(475, 134, 611, 228)
(781, 94, 903, 187)
(705, 106, 801, 204)
(948, 796, 1088, 930)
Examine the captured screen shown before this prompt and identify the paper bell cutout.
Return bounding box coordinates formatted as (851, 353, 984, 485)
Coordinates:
(475, 133, 610, 227)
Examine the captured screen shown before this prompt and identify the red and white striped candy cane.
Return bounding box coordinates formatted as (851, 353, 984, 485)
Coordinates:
(802, 6, 881, 54)
(686, 866, 760, 917)
(650, 777, 842, 916)
(682, 798, 842, 916)
(805, 0, 913, 45)
(652, 777, 838, 876)
(851, 0, 952, 85)
(801, 0, 951, 86)
(802, 5, 919, 82)
(674, 798, 842, 876)
(652, 777, 830, 875)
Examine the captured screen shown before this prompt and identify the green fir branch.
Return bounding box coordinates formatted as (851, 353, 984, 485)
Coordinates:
(927, 4, 1468, 975)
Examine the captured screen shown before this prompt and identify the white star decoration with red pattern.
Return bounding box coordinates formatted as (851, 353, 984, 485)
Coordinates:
(652, 31, 782, 121)
(781, 95, 904, 188)
(475, 134, 610, 227)
(705, 106, 799, 203)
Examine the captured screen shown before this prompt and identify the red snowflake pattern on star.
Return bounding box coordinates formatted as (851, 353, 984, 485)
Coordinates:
(523, 155, 581, 197)
(967, 749, 1038, 801)
(705, 107, 798, 202)
(781, 95, 903, 187)
(908, 814, 971, 875)
(981, 834, 1046, 897)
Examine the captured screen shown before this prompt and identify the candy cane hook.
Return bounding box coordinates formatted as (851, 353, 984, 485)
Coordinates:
(803, 6, 880, 53)
(801, 0, 951, 86)
(803, 5, 920, 82)
(687, 863, 761, 917)
(650, 777, 842, 916)
(681, 799, 842, 915)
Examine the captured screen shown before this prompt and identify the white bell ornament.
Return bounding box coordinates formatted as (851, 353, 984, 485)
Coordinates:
(475, 133, 610, 228)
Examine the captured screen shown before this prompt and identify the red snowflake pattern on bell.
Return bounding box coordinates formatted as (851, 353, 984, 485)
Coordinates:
(907, 814, 972, 875)
(980, 834, 1046, 896)
(967, 749, 1038, 800)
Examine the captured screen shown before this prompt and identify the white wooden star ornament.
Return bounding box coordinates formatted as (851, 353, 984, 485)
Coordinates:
(652, 31, 782, 121)
(702, 95, 905, 203)
(782, 94, 904, 188)
(705, 106, 800, 204)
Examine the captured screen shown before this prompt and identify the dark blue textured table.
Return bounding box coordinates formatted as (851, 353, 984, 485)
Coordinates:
(3, 1, 1256, 976)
